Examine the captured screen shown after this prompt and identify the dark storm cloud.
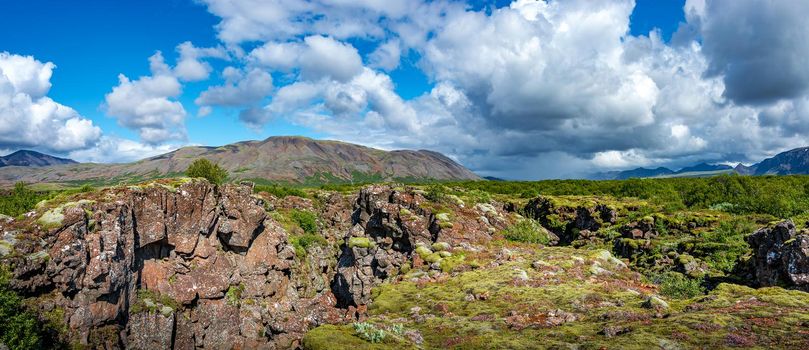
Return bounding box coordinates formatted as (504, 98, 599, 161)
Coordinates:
(698, 0, 809, 105)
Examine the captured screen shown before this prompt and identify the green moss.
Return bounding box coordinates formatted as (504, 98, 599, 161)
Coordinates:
(423, 253, 442, 264)
(439, 253, 465, 272)
(415, 245, 433, 259)
(399, 262, 411, 275)
(349, 237, 376, 249)
(431, 242, 450, 252)
(304, 324, 413, 350)
(435, 212, 451, 222)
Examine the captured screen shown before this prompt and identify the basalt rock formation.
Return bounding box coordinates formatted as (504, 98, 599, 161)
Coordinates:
(331, 186, 509, 308)
(523, 196, 618, 245)
(3, 180, 342, 349)
(746, 220, 809, 291)
(0, 181, 510, 349)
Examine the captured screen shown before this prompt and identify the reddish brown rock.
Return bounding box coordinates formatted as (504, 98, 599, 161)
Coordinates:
(128, 311, 175, 349)
(217, 185, 266, 250)
(192, 299, 241, 349)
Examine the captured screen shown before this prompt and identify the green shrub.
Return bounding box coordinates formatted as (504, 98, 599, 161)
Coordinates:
(502, 219, 551, 245)
(0, 266, 45, 349)
(0, 182, 53, 217)
(290, 233, 328, 257)
(466, 189, 492, 204)
(425, 185, 448, 203)
(290, 210, 318, 235)
(695, 219, 754, 273)
(226, 284, 245, 306)
(652, 271, 704, 299)
(352, 322, 386, 343)
(254, 184, 307, 198)
(185, 159, 228, 185)
(421, 174, 809, 218)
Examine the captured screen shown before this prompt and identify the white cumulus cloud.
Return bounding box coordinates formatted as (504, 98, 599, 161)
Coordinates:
(173, 41, 229, 82)
(196, 67, 273, 107)
(0, 52, 101, 153)
(104, 52, 188, 144)
(76, 0, 809, 178)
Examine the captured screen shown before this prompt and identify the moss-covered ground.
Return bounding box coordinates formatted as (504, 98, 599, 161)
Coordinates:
(305, 242, 809, 349)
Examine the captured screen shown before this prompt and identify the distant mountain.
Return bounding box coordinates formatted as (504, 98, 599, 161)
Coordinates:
(734, 163, 754, 175)
(587, 170, 621, 180)
(0, 136, 480, 185)
(750, 147, 809, 175)
(615, 167, 675, 179)
(0, 150, 76, 168)
(675, 163, 733, 174)
(589, 146, 809, 180)
(483, 176, 505, 181)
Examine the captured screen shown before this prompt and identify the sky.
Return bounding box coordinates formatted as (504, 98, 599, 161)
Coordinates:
(1, 0, 808, 179)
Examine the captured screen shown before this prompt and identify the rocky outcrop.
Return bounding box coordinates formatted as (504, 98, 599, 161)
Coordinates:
(2, 180, 346, 349)
(746, 220, 809, 291)
(332, 186, 429, 308)
(331, 185, 509, 308)
(524, 196, 617, 245)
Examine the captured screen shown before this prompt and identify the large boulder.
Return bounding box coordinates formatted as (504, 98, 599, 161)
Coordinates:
(747, 220, 809, 291)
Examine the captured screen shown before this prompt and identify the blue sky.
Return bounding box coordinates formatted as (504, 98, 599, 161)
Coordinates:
(0, 0, 308, 146)
(2, 0, 807, 179)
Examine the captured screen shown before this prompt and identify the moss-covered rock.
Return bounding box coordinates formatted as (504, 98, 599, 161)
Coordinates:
(36, 207, 65, 230)
(349, 237, 376, 249)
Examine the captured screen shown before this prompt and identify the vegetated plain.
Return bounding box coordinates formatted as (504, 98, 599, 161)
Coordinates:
(1, 173, 809, 349)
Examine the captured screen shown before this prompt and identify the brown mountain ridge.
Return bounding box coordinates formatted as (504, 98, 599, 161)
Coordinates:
(0, 136, 480, 186)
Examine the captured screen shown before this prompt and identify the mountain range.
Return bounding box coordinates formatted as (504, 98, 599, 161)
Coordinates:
(591, 147, 809, 179)
(4, 142, 809, 185)
(0, 136, 479, 186)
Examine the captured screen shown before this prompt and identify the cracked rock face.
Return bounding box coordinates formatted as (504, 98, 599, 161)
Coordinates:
(332, 186, 429, 308)
(747, 220, 809, 291)
(2, 182, 512, 349)
(3, 181, 344, 349)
